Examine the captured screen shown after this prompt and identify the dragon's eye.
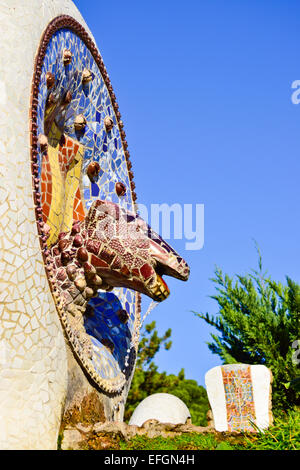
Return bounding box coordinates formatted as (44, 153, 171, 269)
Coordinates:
(124, 214, 136, 223)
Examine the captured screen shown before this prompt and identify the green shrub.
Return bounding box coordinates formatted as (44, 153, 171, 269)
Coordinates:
(193, 251, 300, 413)
(125, 321, 209, 426)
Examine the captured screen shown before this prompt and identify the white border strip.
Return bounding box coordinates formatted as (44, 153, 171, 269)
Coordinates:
(205, 366, 228, 432)
(251, 365, 271, 430)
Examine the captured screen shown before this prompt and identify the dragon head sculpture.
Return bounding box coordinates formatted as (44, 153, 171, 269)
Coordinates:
(51, 199, 190, 306)
(49, 199, 189, 358)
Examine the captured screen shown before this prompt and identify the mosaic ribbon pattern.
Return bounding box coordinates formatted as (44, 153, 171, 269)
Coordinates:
(221, 364, 256, 432)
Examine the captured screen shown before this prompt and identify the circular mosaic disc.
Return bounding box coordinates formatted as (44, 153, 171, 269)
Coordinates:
(30, 16, 140, 393)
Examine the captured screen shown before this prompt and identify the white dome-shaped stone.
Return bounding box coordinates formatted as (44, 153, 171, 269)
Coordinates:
(129, 393, 191, 427)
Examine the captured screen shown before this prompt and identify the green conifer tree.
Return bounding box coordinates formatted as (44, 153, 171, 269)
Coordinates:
(193, 252, 300, 413)
(125, 321, 209, 425)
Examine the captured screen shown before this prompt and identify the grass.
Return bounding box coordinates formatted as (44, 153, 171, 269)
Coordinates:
(242, 410, 300, 450)
(120, 433, 223, 451)
(119, 410, 300, 451)
(58, 409, 300, 450)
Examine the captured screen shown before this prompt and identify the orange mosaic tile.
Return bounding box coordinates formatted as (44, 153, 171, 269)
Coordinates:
(73, 187, 85, 221)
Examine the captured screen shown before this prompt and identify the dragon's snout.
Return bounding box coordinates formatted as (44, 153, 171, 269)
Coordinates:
(87, 200, 190, 302)
(51, 200, 190, 304)
(143, 231, 190, 302)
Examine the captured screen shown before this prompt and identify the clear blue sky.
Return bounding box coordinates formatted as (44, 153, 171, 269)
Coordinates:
(74, 0, 300, 386)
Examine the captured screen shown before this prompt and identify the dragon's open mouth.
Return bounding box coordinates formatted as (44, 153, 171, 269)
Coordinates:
(149, 273, 170, 302)
(50, 201, 190, 305)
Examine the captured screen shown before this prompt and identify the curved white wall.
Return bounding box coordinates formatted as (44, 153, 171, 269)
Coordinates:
(0, 0, 95, 450)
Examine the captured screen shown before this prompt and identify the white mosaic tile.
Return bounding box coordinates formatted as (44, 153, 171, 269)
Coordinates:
(0, 0, 92, 450)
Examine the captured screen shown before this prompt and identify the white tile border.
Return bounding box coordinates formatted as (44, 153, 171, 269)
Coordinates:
(205, 366, 228, 432)
(0, 0, 94, 449)
(251, 364, 272, 430)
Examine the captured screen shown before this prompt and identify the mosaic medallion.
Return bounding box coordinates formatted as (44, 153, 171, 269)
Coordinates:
(29, 16, 141, 393)
(29, 16, 189, 394)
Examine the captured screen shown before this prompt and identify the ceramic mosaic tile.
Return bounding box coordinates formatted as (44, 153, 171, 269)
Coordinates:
(205, 364, 273, 432)
(0, 0, 90, 451)
(221, 364, 256, 431)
